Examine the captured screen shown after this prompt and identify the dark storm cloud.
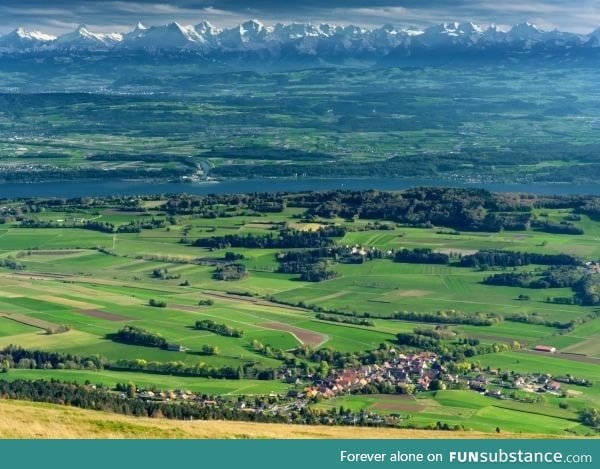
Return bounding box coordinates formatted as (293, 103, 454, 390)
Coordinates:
(0, 1, 598, 35)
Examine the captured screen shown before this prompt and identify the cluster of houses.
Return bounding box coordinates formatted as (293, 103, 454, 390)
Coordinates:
(466, 371, 563, 397)
(300, 352, 442, 399)
(132, 389, 199, 401)
(515, 374, 563, 393)
(295, 351, 568, 401)
(0, 206, 17, 217)
(584, 261, 600, 274)
(346, 244, 393, 258)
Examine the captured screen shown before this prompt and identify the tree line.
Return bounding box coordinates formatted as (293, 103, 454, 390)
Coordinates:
(394, 248, 450, 264)
(315, 313, 375, 327)
(109, 359, 246, 379)
(460, 250, 580, 268)
(532, 220, 584, 235)
(194, 320, 244, 338)
(294, 343, 399, 370)
(193, 226, 345, 250)
(212, 263, 247, 281)
(295, 188, 522, 232)
(483, 267, 584, 289)
(0, 256, 25, 270)
(482, 267, 600, 305)
(396, 332, 519, 361)
(0, 346, 105, 372)
(390, 310, 499, 326)
(19, 218, 167, 234)
(110, 325, 168, 349)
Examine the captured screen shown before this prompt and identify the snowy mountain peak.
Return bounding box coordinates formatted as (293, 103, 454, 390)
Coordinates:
(124, 22, 148, 41)
(56, 24, 122, 48)
(424, 22, 460, 37)
(459, 22, 484, 34)
(400, 26, 425, 37)
(343, 25, 366, 36)
(509, 22, 545, 40)
(591, 33, 600, 42)
(218, 19, 269, 47)
(56, 25, 90, 45)
(242, 19, 265, 31)
(422, 21, 486, 39)
(441, 22, 460, 33)
(0, 27, 55, 49)
(271, 22, 322, 40)
(166, 22, 185, 32)
(123, 21, 206, 50)
(12, 27, 55, 41)
(195, 20, 220, 36)
(318, 23, 341, 37)
(239, 19, 269, 38)
(586, 34, 600, 48)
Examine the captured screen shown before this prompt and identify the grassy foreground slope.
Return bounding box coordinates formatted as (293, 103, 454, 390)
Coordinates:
(0, 399, 559, 439)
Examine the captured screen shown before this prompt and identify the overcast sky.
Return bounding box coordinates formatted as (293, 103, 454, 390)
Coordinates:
(1, 0, 599, 35)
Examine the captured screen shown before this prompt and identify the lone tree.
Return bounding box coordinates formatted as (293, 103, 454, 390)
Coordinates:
(148, 298, 167, 308)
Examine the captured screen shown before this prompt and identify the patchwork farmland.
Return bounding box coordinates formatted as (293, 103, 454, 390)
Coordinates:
(0, 188, 599, 436)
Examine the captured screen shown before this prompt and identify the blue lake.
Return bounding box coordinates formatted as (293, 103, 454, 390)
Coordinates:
(1, 178, 599, 198)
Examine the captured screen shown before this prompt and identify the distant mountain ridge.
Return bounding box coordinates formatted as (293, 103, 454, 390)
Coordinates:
(0, 20, 598, 65)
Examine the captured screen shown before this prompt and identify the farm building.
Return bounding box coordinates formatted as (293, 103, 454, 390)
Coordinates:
(167, 344, 187, 352)
(545, 381, 561, 392)
(534, 345, 556, 353)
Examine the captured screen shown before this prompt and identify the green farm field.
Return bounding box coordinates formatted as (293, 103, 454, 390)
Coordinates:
(313, 390, 593, 436)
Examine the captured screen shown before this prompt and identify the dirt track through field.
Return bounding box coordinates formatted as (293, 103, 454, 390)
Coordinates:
(27, 250, 82, 256)
(1, 313, 60, 330)
(170, 304, 200, 312)
(260, 322, 326, 347)
(554, 352, 600, 364)
(309, 290, 351, 302)
(522, 349, 600, 364)
(202, 290, 312, 313)
(560, 336, 600, 357)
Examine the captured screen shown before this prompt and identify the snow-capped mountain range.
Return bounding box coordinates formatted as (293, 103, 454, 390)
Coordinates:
(0, 20, 598, 63)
